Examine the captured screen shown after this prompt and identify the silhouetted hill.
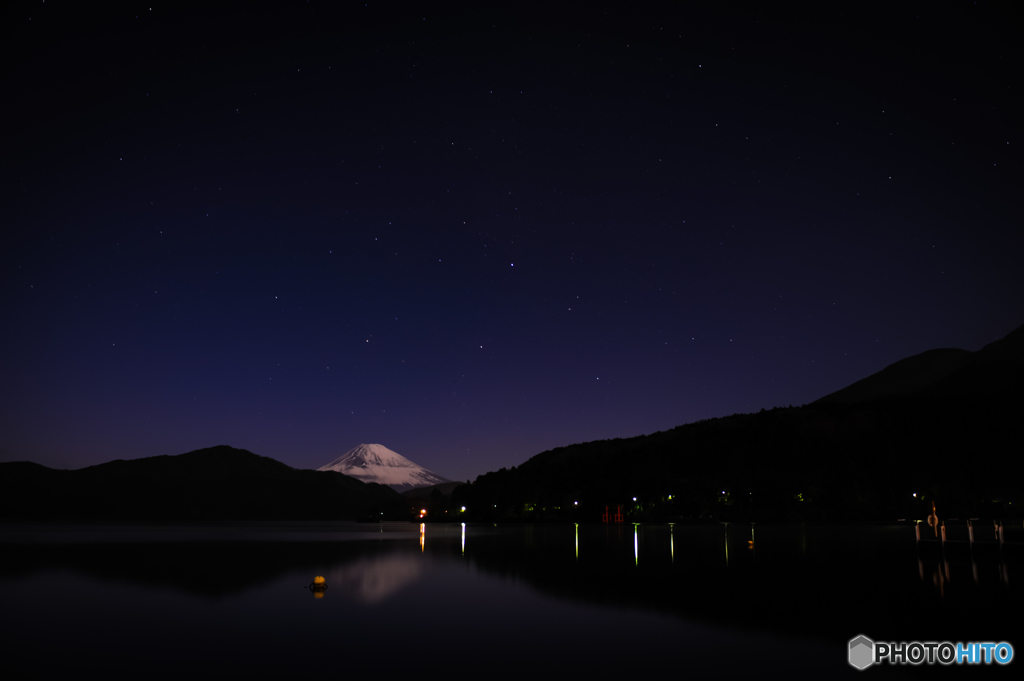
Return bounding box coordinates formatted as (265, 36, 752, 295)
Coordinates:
(976, 323, 1024, 362)
(818, 323, 1024, 404)
(0, 445, 399, 522)
(453, 323, 1024, 522)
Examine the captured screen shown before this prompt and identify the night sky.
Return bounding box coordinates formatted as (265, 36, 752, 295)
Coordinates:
(2, 1, 1021, 482)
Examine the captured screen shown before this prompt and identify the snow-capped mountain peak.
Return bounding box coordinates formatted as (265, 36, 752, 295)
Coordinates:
(317, 444, 450, 491)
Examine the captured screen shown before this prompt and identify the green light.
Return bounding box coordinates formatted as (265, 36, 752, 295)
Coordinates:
(634, 525, 639, 565)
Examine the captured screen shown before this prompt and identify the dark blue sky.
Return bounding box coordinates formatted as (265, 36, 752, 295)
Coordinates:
(2, 1, 1021, 481)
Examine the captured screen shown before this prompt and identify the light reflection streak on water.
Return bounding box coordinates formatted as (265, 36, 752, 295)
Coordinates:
(634, 524, 639, 565)
(723, 523, 729, 567)
(420, 523, 425, 552)
(461, 523, 465, 554)
(669, 524, 674, 564)
(575, 523, 578, 560)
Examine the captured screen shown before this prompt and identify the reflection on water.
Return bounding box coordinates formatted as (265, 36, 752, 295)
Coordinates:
(327, 553, 424, 603)
(1, 522, 1021, 678)
(723, 522, 729, 567)
(516, 522, 1022, 647)
(919, 553, 1011, 597)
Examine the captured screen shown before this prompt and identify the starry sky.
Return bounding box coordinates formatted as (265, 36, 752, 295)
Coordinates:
(2, 1, 1022, 482)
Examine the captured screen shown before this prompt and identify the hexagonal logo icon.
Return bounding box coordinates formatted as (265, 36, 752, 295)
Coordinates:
(849, 635, 874, 670)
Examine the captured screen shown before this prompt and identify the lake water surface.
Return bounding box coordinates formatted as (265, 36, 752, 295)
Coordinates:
(1, 522, 1019, 679)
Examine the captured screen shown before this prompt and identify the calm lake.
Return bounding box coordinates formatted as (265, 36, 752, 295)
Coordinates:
(0, 522, 1019, 679)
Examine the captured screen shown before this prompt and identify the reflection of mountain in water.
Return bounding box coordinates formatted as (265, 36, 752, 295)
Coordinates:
(458, 524, 1023, 648)
(0, 538, 421, 599)
(3, 523, 1019, 651)
(328, 554, 424, 603)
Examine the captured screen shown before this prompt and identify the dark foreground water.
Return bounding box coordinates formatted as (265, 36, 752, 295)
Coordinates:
(0, 522, 1019, 679)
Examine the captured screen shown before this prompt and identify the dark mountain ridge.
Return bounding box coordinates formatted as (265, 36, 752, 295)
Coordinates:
(453, 323, 1024, 522)
(0, 445, 398, 522)
(5, 324, 1022, 523)
(817, 323, 1024, 403)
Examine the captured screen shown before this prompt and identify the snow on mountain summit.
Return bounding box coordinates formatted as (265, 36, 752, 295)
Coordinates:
(317, 444, 450, 491)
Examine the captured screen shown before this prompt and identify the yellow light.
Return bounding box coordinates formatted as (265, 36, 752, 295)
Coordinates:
(724, 524, 729, 566)
(461, 506, 466, 511)
(313, 576, 326, 585)
(421, 509, 427, 515)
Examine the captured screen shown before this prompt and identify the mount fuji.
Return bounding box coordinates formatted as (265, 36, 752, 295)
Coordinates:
(317, 444, 451, 491)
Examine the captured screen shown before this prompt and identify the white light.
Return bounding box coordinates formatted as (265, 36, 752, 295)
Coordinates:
(633, 497, 636, 501)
